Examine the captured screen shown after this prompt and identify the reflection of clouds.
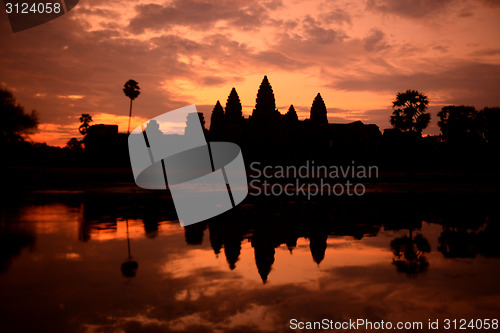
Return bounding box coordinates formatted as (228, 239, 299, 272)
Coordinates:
(57, 253, 82, 261)
(20, 204, 80, 235)
(90, 226, 500, 332)
(3, 203, 500, 333)
(162, 249, 240, 278)
(86, 219, 142, 242)
(323, 261, 500, 319)
(96, 308, 276, 333)
(85, 219, 181, 242)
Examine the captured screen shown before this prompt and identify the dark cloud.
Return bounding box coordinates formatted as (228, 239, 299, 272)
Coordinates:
(366, 0, 454, 18)
(253, 50, 306, 69)
(433, 45, 449, 53)
(0, 16, 195, 125)
(262, 0, 283, 10)
(331, 62, 500, 107)
(458, 8, 475, 17)
(200, 76, 228, 86)
(320, 8, 352, 24)
(0, 12, 262, 129)
(129, 0, 275, 34)
(74, 7, 120, 18)
(363, 28, 389, 52)
(266, 17, 356, 72)
(367, 0, 500, 20)
(477, 0, 500, 7)
(302, 16, 348, 44)
(470, 48, 500, 56)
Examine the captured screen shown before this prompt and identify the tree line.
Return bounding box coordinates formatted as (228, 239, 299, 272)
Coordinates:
(0, 83, 498, 150)
(388, 89, 499, 145)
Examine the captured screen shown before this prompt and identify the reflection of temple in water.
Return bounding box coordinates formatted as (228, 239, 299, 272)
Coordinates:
(76, 193, 500, 283)
(78, 194, 178, 242)
(185, 203, 384, 283)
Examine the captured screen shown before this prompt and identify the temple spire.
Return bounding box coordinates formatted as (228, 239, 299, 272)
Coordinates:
(252, 75, 279, 122)
(310, 93, 328, 124)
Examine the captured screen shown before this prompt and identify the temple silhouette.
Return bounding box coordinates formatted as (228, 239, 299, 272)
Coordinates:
(83, 75, 381, 165)
(208, 75, 380, 163)
(80, 75, 500, 171)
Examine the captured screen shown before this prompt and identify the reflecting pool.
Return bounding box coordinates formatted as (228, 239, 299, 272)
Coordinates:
(1, 193, 499, 332)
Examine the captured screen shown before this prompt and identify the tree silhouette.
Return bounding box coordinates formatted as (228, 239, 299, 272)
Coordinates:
(310, 93, 328, 124)
(390, 90, 430, 134)
(79, 113, 93, 135)
(285, 104, 299, 122)
(252, 75, 279, 122)
(66, 138, 82, 150)
(225, 87, 243, 121)
(482, 107, 500, 146)
(123, 79, 141, 134)
(438, 105, 482, 144)
(0, 88, 38, 144)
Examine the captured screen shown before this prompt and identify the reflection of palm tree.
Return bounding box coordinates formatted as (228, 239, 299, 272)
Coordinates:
(123, 79, 141, 134)
(121, 219, 138, 277)
(390, 229, 430, 275)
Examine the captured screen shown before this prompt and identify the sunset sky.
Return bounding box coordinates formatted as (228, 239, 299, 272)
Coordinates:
(1, 0, 499, 146)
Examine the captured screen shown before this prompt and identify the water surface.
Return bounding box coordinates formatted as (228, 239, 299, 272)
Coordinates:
(1, 193, 499, 332)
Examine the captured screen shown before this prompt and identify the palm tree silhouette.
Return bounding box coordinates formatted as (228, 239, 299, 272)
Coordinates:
(123, 79, 141, 134)
(390, 89, 430, 135)
(78, 113, 92, 135)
